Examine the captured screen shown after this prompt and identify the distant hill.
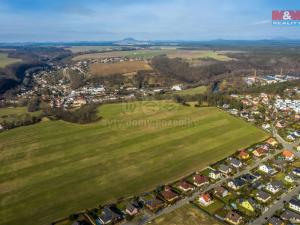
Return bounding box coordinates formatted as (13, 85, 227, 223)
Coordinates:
(113, 38, 152, 46)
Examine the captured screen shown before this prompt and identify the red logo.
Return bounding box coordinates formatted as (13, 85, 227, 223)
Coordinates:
(272, 10, 300, 20)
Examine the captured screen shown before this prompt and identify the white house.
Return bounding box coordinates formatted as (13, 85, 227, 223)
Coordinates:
(258, 164, 276, 175)
(265, 181, 283, 194)
(198, 193, 214, 206)
(289, 198, 300, 213)
(209, 171, 222, 180)
(171, 85, 182, 91)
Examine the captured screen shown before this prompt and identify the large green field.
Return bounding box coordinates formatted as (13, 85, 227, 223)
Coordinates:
(0, 53, 22, 68)
(0, 101, 268, 225)
(176, 86, 207, 96)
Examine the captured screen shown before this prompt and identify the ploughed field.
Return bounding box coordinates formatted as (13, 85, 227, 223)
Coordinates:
(0, 101, 268, 225)
(152, 204, 221, 225)
(89, 60, 152, 76)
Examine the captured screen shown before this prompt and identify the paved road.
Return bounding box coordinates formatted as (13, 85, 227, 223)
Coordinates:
(124, 149, 282, 225)
(250, 183, 300, 225)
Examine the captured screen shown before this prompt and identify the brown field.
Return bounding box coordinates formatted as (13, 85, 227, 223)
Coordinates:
(89, 60, 152, 76)
(151, 204, 221, 225)
(167, 50, 232, 61)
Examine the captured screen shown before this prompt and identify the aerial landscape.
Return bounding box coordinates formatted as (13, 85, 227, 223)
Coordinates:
(0, 1, 300, 225)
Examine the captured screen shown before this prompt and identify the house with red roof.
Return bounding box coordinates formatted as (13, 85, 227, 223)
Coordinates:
(198, 193, 214, 206)
(193, 174, 209, 187)
(160, 186, 179, 203)
(282, 150, 295, 161)
(178, 181, 195, 192)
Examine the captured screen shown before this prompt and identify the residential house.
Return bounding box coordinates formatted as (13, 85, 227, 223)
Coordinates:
(293, 168, 300, 177)
(144, 198, 164, 212)
(198, 193, 214, 206)
(240, 199, 255, 212)
(178, 181, 195, 192)
(227, 177, 246, 190)
(229, 158, 243, 169)
(160, 186, 179, 203)
(280, 209, 300, 223)
(97, 206, 123, 225)
(255, 190, 271, 203)
(225, 211, 243, 225)
(284, 175, 295, 183)
(289, 198, 300, 213)
(219, 164, 232, 174)
(214, 186, 229, 198)
(258, 164, 277, 175)
(265, 181, 284, 194)
(241, 173, 257, 183)
(209, 170, 222, 180)
(268, 216, 285, 225)
(266, 138, 278, 147)
(253, 172, 262, 180)
(282, 150, 295, 161)
(125, 200, 140, 216)
(193, 174, 209, 187)
(239, 150, 250, 160)
(253, 148, 266, 157)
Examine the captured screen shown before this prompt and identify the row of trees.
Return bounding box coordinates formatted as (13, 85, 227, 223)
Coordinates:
(173, 93, 245, 110)
(43, 103, 100, 124)
(1, 114, 42, 130)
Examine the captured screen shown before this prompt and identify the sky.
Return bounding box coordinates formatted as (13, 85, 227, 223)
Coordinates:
(0, 0, 300, 42)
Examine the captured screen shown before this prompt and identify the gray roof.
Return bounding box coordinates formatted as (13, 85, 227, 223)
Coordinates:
(281, 209, 300, 222)
(219, 164, 231, 172)
(268, 217, 284, 225)
(256, 190, 271, 200)
(229, 158, 242, 166)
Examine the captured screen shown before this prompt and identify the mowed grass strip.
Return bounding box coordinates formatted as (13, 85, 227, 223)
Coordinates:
(175, 86, 207, 96)
(89, 60, 152, 76)
(0, 101, 268, 225)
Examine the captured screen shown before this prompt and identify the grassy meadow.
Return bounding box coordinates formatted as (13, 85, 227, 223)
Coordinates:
(176, 86, 207, 96)
(0, 101, 268, 225)
(0, 53, 22, 68)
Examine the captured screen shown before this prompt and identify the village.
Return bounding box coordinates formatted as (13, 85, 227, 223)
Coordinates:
(224, 89, 300, 144)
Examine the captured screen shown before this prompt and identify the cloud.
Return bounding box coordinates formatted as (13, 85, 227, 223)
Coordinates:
(251, 20, 271, 25)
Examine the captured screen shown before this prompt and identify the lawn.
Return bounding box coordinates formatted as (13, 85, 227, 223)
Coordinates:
(89, 60, 152, 76)
(176, 86, 207, 96)
(0, 53, 22, 68)
(0, 101, 268, 225)
(151, 204, 221, 225)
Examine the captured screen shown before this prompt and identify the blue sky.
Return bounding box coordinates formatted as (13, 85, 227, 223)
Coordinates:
(0, 0, 300, 42)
